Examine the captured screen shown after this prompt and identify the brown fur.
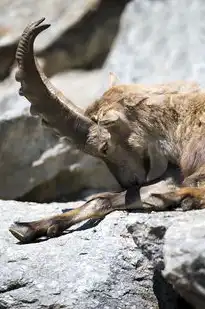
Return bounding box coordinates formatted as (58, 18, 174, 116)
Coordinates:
(9, 18, 205, 243)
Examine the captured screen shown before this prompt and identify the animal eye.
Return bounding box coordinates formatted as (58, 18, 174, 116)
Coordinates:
(99, 142, 108, 156)
(91, 115, 98, 123)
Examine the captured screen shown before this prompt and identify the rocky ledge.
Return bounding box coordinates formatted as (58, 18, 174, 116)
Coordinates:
(0, 196, 203, 309)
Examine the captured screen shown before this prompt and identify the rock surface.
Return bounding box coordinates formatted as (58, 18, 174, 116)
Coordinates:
(0, 199, 154, 309)
(0, 0, 100, 48)
(0, 0, 128, 79)
(163, 214, 205, 309)
(0, 194, 198, 309)
(0, 70, 119, 200)
(106, 0, 205, 87)
(40, 0, 129, 77)
(0, 0, 100, 80)
(128, 210, 198, 309)
(50, 69, 107, 109)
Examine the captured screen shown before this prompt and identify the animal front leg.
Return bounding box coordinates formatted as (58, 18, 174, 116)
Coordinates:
(146, 164, 205, 211)
(9, 188, 143, 243)
(10, 182, 189, 243)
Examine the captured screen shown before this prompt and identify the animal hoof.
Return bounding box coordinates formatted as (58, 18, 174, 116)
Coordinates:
(47, 224, 61, 238)
(181, 196, 201, 211)
(9, 222, 36, 243)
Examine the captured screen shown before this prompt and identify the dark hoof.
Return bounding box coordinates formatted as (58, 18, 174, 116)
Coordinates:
(47, 224, 62, 238)
(9, 222, 37, 243)
(181, 196, 201, 211)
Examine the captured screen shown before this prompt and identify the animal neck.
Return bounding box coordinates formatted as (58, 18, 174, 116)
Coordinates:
(131, 103, 180, 163)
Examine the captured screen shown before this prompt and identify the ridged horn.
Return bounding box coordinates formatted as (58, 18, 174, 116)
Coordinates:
(15, 18, 99, 155)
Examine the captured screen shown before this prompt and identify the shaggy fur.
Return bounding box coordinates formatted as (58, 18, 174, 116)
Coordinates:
(9, 18, 205, 243)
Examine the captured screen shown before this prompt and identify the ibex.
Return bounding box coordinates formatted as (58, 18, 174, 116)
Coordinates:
(9, 18, 205, 243)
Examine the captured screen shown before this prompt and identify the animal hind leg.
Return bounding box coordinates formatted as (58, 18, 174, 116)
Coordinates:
(150, 166, 205, 211)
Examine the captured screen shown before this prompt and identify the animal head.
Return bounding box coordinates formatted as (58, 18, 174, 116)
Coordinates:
(14, 18, 200, 189)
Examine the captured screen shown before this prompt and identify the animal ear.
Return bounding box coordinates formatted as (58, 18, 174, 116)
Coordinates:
(108, 72, 120, 88)
(124, 94, 148, 107)
(99, 110, 120, 127)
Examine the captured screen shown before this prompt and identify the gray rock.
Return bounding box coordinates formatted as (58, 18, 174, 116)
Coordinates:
(40, 0, 129, 77)
(0, 0, 100, 80)
(106, 0, 205, 87)
(50, 69, 107, 109)
(127, 209, 205, 309)
(0, 185, 198, 309)
(163, 213, 205, 309)
(0, 70, 119, 200)
(0, 0, 100, 48)
(0, 0, 128, 79)
(0, 43, 16, 80)
(0, 199, 154, 309)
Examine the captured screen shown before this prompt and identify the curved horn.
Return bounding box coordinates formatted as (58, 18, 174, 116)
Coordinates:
(15, 18, 99, 155)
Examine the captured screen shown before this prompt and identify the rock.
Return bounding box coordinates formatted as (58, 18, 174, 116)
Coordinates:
(0, 0, 100, 80)
(40, 0, 130, 77)
(50, 69, 107, 109)
(163, 213, 205, 309)
(0, 183, 196, 309)
(0, 43, 17, 80)
(127, 209, 203, 309)
(0, 69, 119, 200)
(106, 0, 205, 87)
(0, 0, 100, 48)
(0, 0, 128, 79)
(0, 199, 154, 309)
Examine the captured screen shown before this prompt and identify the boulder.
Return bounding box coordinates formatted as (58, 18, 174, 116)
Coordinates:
(0, 0, 128, 79)
(0, 69, 119, 200)
(0, 183, 197, 309)
(40, 0, 129, 77)
(0, 0, 100, 80)
(0, 0, 100, 49)
(106, 0, 205, 87)
(163, 214, 205, 309)
(1, 199, 152, 309)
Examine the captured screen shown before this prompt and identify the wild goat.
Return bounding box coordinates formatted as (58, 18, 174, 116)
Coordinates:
(9, 18, 205, 243)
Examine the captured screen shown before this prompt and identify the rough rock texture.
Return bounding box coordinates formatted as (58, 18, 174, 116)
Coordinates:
(0, 43, 17, 80)
(0, 70, 119, 200)
(0, 192, 197, 309)
(0, 0, 128, 79)
(0, 199, 155, 309)
(128, 210, 198, 309)
(163, 214, 205, 309)
(106, 0, 205, 87)
(0, 0, 100, 80)
(40, 0, 129, 77)
(0, 0, 100, 48)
